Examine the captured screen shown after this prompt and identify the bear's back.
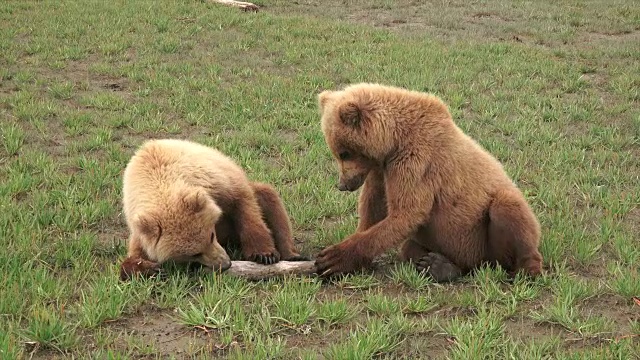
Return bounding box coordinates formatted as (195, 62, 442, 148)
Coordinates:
(122, 139, 245, 217)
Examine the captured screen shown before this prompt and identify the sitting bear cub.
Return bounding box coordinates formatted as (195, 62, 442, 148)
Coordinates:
(315, 83, 543, 282)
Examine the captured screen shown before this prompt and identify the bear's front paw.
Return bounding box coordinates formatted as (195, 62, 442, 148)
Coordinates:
(315, 244, 369, 278)
(516, 254, 543, 278)
(415, 252, 462, 283)
(120, 257, 162, 281)
(246, 251, 281, 265)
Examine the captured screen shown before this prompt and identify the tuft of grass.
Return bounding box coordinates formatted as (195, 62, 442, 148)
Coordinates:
(0, 322, 23, 359)
(227, 335, 287, 360)
(271, 290, 315, 327)
(389, 261, 433, 290)
(21, 306, 78, 352)
(48, 81, 74, 100)
(529, 283, 614, 336)
(315, 298, 358, 326)
(0, 123, 25, 155)
(336, 273, 380, 290)
(79, 93, 126, 111)
(177, 300, 232, 331)
(324, 315, 409, 359)
(443, 308, 506, 360)
(403, 294, 438, 314)
(77, 275, 152, 328)
(269, 277, 320, 327)
(607, 263, 640, 298)
(365, 290, 401, 316)
(152, 274, 194, 308)
(502, 337, 561, 359)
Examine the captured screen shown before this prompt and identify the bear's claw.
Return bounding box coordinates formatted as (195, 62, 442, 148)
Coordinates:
(315, 242, 370, 278)
(250, 252, 280, 265)
(415, 252, 463, 283)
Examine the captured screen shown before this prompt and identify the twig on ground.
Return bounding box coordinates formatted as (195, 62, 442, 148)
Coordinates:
(210, 0, 259, 12)
(226, 260, 317, 281)
(614, 334, 639, 342)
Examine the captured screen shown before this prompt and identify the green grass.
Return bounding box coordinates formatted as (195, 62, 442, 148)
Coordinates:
(324, 315, 409, 359)
(0, 0, 639, 358)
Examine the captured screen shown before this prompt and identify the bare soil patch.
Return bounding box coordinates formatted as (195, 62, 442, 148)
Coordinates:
(107, 310, 210, 357)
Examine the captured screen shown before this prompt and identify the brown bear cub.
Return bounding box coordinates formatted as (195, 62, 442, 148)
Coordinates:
(315, 83, 543, 282)
(120, 139, 306, 281)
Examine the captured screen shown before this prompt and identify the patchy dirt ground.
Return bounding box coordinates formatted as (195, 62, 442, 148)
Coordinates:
(2, 0, 638, 358)
(261, 0, 639, 47)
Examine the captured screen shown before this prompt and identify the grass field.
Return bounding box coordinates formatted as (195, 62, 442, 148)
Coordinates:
(1, 0, 639, 358)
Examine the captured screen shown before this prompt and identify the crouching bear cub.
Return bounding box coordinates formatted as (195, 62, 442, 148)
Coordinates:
(120, 139, 306, 281)
(315, 83, 543, 282)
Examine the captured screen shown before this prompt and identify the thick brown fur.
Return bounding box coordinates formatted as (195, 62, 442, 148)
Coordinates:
(315, 83, 543, 281)
(120, 139, 305, 281)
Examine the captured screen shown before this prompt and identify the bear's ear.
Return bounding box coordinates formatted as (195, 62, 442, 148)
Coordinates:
(318, 90, 333, 111)
(209, 201, 223, 219)
(181, 190, 208, 214)
(338, 101, 363, 127)
(135, 214, 159, 236)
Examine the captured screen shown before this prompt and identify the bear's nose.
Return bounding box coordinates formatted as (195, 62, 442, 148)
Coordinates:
(220, 260, 232, 272)
(337, 183, 349, 191)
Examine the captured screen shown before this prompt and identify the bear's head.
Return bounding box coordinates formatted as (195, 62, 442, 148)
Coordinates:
(317, 85, 393, 192)
(133, 188, 231, 272)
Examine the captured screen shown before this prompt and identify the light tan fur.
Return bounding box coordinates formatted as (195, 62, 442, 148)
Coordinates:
(315, 83, 543, 281)
(120, 139, 305, 280)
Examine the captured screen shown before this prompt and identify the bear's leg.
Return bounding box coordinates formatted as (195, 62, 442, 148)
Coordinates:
(356, 168, 387, 232)
(234, 193, 281, 265)
(251, 182, 308, 261)
(399, 238, 430, 262)
(488, 188, 543, 278)
(316, 162, 440, 277)
(120, 237, 161, 281)
(400, 239, 463, 282)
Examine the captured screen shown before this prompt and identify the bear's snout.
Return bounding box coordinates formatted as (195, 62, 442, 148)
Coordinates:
(338, 183, 359, 192)
(219, 259, 232, 272)
(337, 180, 361, 192)
(214, 255, 232, 273)
(338, 174, 366, 192)
(209, 258, 232, 273)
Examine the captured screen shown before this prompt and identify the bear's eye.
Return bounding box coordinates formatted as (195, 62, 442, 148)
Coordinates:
(338, 151, 351, 160)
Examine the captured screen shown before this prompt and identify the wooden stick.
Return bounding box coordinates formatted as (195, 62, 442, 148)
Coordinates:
(211, 0, 259, 12)
(226, 260, 317, 280)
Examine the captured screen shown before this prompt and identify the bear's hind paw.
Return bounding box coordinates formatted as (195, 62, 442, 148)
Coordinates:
(415, 252, 462, 283)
